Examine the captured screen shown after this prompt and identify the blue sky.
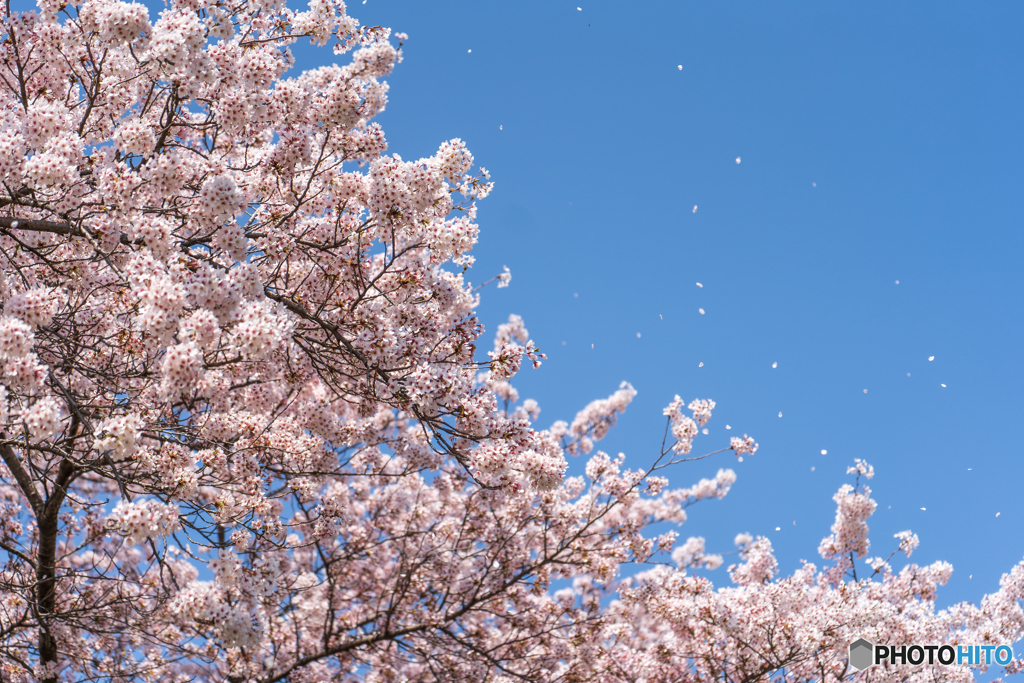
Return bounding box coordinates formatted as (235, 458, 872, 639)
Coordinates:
(327, 0, 1024, 621)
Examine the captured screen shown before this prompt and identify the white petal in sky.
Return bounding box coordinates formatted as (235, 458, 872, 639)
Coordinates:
(696, 282, 703, 288)
(821, 449, 827, 455)
(772, 362, 778, 369)
(698, 308, 705, 315)
(863, 389, 868, 393)
(678, 65, 683, 70)
(735, 157, 742, 164)
(692, 205, 698, 213)
(920, 507, 926, 511)
(778, 411, 783, 418)
(941, 383, 947, 387)
(698, 362, 704, 367)
(928, 356, 935, 361)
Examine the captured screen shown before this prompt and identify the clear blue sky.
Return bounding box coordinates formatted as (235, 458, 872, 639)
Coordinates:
(326, 0, 1024, 621)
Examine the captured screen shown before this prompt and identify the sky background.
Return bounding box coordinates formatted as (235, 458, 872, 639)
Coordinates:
(247, 0, 1024, 668)
(311, 0, 1024, 610)
(305, 0, 1024, 631)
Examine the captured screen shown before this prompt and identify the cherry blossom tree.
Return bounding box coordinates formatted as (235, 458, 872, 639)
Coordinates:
(0, 0, 1022, 681)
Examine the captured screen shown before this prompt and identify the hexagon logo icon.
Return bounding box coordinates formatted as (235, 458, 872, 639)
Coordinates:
(849, 638, 874, 671)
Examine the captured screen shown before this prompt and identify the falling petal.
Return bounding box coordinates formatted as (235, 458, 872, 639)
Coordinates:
(928, 356, 935, 361)
(772, 362, 778, 369)
(696, 282, 703, 288)
(821, 449, 827, 455)
(699, 308, 705, 315)
(735, 157, 742, 164)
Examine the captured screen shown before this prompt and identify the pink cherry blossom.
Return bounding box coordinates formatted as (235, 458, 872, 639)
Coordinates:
(0, 0, 1020, 681)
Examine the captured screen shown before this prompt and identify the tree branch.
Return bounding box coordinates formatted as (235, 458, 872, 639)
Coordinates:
(0, 438, 43, 516)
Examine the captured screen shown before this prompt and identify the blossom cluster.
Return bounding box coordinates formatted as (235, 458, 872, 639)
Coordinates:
(93, 413, 145, 461)
(0, 315, 48, 391)
(104, 499, 180, 544)
(563, 381, 637, 454)
(171, 581, 262, 649)
(662, 395, 717, 454)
